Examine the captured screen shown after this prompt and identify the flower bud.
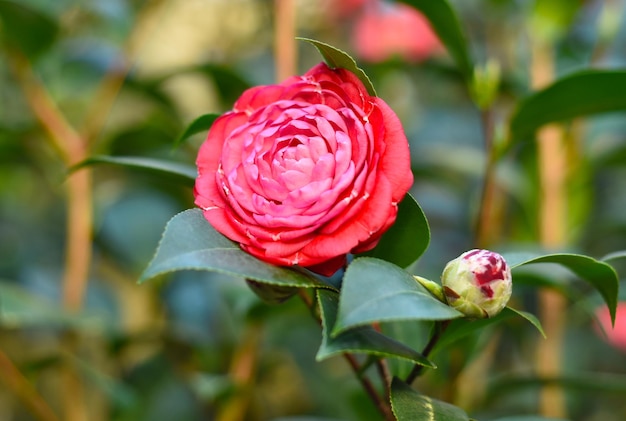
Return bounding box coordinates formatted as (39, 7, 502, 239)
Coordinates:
(441, 249, 512, 318)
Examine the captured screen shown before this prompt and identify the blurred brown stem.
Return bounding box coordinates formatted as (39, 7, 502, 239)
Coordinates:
(216, 324, 262, 421)
(475, 109, 500, 248)
(344, 354, 395, 421)
(376, 359, 392, 402)
(81, 0, 167, 146)
(405, 320, 450, 384)
(10, 55, 92, 312)
(274, 0, 297, 82)
(297, 291, 394, 420)
(0, 349, 61, 421)
(531, 38, 567, 419)
(11, 53, 92, 421)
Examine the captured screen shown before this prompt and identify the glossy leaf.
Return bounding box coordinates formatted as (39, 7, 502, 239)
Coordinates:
(140, 209, 333, 290)
(298, 37, 377, 97)
(361, 194, 430, 268)
(391, 378, 470, 421)
(174, 113, 220, 147)
(71, 156, 197, 187)
(316, 290, 435, 367)
(505, 252, 619, 324)
(510, 71, 626, 143)
(399, 0, 474, 81)
(433, 307, 544, 354)
(333, 258, 462, 336)
(0, 1, 58, 58)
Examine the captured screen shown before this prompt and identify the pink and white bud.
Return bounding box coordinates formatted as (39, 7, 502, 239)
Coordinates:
(441, 249, 512, 318)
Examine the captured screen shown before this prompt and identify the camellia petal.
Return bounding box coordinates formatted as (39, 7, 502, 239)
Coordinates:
(194, 62, 414, 275)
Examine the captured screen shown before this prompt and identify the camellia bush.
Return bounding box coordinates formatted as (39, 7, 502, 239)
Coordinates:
(1, 1, 626, 421)
(136, 38, 619, 420)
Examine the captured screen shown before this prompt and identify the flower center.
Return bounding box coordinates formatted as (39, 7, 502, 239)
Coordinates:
(219, 101, 366, 229)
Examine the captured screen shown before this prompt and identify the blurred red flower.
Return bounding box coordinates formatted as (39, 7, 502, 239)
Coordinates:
(595, 302, 626, 352)
(352, 1, 441, 63)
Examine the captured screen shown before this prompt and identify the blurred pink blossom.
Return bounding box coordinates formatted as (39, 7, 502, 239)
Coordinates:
(326, 0, 373, 19)
(595, 302, 626, 352)
(352, 1, 441, 63)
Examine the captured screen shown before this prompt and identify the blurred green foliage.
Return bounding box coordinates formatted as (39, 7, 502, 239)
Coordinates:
(1, 0, 626, 420)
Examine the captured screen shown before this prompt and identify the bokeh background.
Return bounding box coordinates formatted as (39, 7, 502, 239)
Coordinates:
(1, 0, 626, 420)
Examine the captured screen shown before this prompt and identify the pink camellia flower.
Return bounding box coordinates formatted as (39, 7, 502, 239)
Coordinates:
(441, 249, 513, 318)
(595, 302, 626, 352)
(194, 63, 413, 276)
(352, 1, 441, 63)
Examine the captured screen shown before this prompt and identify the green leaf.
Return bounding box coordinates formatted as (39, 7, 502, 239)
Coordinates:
(0, 282, 106, 330)
(361, 194, 430, 268)
(192, 63, 252, 106)
(140, 209, 333, 291)
(490, 417, 568, 421)
(298, 38, 377, 97)
(246, 279, 298, 304)
(532, 0, 582, 42)
(398, 0, 474, 81)
(505, 252, 619, 324)
(174, 113, 220, 147)
(153, 64, 252, 107)
(70, 156, 197, 187)
(333, 258, 462, 336)
(487, 371, 626, 400)
(433, 307, 544, 354)
(602, 250, 626, 263)
(390, 378, 470, 421)
(511, 270, 603, 324)
(510, 71, 626, 143)
(272, 418, 346, 421)
(0, 1, 58, 59)
(505, 307, 546, 338)
(316, 290, 435, 367)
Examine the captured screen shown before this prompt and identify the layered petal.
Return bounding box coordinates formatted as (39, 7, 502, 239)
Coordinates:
(194, 62, 414, 275)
